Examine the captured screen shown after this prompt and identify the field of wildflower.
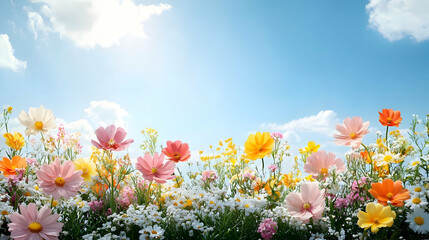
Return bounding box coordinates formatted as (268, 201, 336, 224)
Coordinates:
(0, 106, 428, 240)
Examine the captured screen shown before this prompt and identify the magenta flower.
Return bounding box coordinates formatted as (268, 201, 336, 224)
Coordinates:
(136, 153, 175, 184)
(333, 117, 369, 149)
(36, 159, 83, 199)
(257, 218, 277, 240)
(8, 203, 63, 240)
(91, 125, 134, 151)
(162, 140, 191, 163)
(303, 150, 345, 178)
(285, 182, 325, 222)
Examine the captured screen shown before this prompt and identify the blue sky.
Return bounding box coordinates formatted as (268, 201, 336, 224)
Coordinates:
(0, 0, 428, 169)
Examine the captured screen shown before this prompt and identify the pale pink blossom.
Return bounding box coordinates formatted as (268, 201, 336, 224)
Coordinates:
(285, 182, 325, 222)
(201, 170, 218, 182)
(36, 159, 83, 199)
(268, 164, 278, 172)
(162, 140, 191, 163)
(333, 117, 369, 149)
(270, 132, 283, 139)
(136, 153, 175, 184)
(303, 150, 345, 177)
(91, 125, 134, 151)
(8, 203, 63, 240)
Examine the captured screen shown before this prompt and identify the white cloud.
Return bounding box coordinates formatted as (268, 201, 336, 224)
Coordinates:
(366, 0, 429, 41)
(0, 34, 27, 71)
(28, 0, 171, 48)
(84, 100, 129, 128)
(261, 110, 339, 141)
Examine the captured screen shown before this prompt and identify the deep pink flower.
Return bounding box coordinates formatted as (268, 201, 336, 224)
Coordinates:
(303, 150, 345, 177)
(36, 159, 83, 199)
(91, 125, 134, 151)
(257, 218, 277, 240)
(136, 153, 175, 184)
(285, 182, 325, 222)
(8, 203, 63, 240)
(162, 140, 191, 163)
(334, 117, 369, 149)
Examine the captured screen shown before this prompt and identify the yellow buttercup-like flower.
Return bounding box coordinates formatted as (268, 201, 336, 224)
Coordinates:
(244, 132, 274, 160)
(357, 202, 396, 233)
(3, 132, 25, 150)
(74, 158, 97, 182)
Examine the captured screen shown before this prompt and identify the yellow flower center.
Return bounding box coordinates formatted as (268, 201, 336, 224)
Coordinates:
(258, 146, 264, 152)
(174, 153, 181, 160)
(386, 192, 393, 199)
(28, 222, 43, 233)
(82, 167, 88, 174)
(372, 217, 379, 224)
(55, 177, 65, 187)
(108, 139, 115, 147)
(412, 198, 422, 204)
(1, 210, 9, 215)
(34, 121, 44, 130)
(415, 187, 422, 192)
(383, 155, 393, 162)
(320, 168, 328, 175)
(303, 202, 311, 210)
(151, 167, 158, 174)
(151, 230, 158, 235)
(415, 216, 424, 225)
(386, 117, 392, 123)
(349, 132, 356, 139)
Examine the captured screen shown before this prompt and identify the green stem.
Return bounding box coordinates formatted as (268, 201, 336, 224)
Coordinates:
(385, 126, 389, 146)
(361, 143, 374, 178)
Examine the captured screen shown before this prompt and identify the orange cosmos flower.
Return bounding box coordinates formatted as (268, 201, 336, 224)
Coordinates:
(378, 109, 402, 127)
(0, 156, 27, 177)
(369, 178, 410, 207)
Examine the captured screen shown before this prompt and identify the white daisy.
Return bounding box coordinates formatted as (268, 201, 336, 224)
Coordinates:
(373, 151, 402, 167)
(409, 185, 426, 196)
(406, 208, 429, 234)
(18, 106, 56, 135)
(405, 195, 428, 209)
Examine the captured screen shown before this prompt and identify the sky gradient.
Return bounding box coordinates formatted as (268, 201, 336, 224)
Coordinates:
(1, 0, 428, 169)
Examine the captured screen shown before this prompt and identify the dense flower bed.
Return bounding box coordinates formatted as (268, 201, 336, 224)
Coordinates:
(0, 106, 428, 239)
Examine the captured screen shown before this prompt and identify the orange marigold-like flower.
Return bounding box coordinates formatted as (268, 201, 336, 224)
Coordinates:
(378, 109, 402, 127)
(368, 178, 410, 207)
(0, 156, 27, 177)
(244, 132, 275, 160)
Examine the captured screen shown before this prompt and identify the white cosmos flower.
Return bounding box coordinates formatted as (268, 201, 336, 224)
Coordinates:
(406, 208, 429, 234)
(409, 185, 426, 196)
(373, 151, 402, 167)
(18, 106, 56, 135)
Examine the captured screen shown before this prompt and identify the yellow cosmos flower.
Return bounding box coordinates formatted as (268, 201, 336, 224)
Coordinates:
(3, 132, 25, 150)
(244, 132, 274, 160)
(74, 158, 96, 182)
(357, 202, 396, 233)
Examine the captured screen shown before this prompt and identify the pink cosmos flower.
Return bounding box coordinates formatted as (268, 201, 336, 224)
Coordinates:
(303, 150, 346, 177)
(91, 125, 134, 151)
(8, 203, 63, 240)
(270, 132, 283, 139)
(285, 182, 325, 222)
(162, 140, 191, 163)
(36, 159, 83, 199)
(333, 117, 369, 149)
(136, 153, 175, 184)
